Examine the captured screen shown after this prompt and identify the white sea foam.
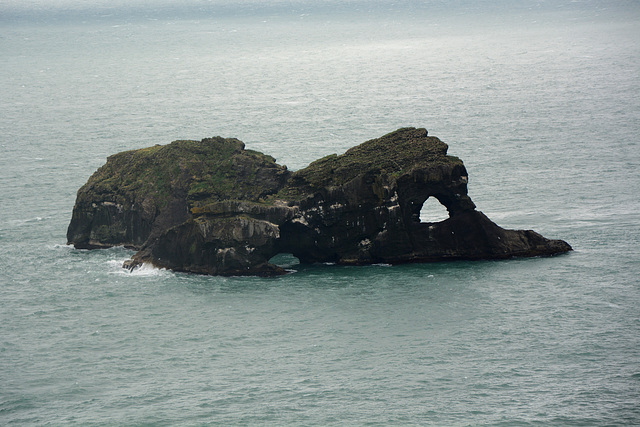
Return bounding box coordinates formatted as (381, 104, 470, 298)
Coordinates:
(49, 243, 74, 250)
(7, 216, 50, 227)
(106, 259, 169, 277)
(46, 243, 89, 255)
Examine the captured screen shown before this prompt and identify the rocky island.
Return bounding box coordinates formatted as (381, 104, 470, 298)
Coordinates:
(67, 128, 572, 276)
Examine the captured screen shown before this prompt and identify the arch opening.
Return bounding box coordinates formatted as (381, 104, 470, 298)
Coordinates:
(419, 197, 450, 223)
(268, 253, 300, 268)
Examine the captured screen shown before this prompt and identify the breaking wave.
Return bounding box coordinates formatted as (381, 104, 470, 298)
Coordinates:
(106, 259, 170, 277)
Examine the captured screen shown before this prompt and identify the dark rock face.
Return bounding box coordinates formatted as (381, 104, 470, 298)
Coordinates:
(68, 128, 572, 276)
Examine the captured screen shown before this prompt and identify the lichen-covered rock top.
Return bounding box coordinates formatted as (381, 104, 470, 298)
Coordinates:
(93, 136, 288, 207)
(68, 128, 571, 275)
(277, 127, 460, 200)
(67, 136, 289, 250)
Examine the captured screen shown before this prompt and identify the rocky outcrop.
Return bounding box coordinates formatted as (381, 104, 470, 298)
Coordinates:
(68, 128, 571, 276)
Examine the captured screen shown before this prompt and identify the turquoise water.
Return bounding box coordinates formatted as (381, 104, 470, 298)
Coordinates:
(2, 1, 639, 424)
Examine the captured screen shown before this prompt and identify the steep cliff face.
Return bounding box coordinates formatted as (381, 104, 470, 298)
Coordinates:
(67, 137, 290, 250)
(67, 128, 571, 276)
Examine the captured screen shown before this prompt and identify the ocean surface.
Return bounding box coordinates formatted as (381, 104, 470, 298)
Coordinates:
(2, 0, 639, 425)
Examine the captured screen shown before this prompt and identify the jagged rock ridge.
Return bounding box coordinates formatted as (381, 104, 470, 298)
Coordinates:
(67, 128, 572, 276)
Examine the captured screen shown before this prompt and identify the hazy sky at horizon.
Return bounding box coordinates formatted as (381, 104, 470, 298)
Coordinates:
(3, 0, 639, 27)
(5, 0, 639, 13)
(1, 0, 284, 11)
(5, 0, 329, 9)
(0, 0, 599, 12)
(2, 0, 386, 16)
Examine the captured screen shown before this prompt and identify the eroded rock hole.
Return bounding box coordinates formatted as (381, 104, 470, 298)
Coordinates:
(419, 197, 449, 223)
(268, 253, 300, 268)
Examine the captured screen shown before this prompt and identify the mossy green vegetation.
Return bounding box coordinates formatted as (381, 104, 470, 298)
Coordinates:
(80, 136, 288, 211)
(276, 127, 463, 200)
(80, 128, 460, 210)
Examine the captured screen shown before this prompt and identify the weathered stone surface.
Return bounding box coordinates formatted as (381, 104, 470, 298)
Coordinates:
(67, 128, 572, 276)
(67, 137, 289, 251)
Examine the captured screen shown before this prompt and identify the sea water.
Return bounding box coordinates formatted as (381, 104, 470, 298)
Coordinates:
(1, 0, 639, 424)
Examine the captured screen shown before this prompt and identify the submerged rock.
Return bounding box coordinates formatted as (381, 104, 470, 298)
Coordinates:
(67, 128, 571, 276)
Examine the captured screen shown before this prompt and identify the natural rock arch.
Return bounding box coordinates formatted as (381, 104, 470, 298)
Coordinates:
(68, 128, 572, 276)
(268, 253, 301, 269)
(419, 196, 450, 223)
